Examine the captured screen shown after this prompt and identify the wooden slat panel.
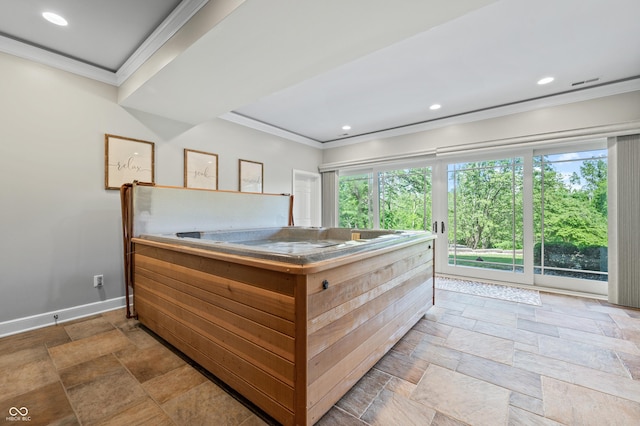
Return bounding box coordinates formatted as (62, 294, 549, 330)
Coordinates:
(135, 281, 294, 386)
(307, 264, 432, 359)
(136, 256, 294, 336)
(308, 270, 432, 383)
(307, 282, 432, 414)
(136, 274, 295, 364)
(293, 274, 309, 426)
(136, 304, 295, 426)
(308, 304, 429, 424)
(307, 244, 432, 317)
(136, 253, 295, 322)
(308, 259, 433, 334)
(135, 244, 296, 296)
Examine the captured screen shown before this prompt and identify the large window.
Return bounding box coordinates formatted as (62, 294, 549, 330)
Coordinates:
(338, 167, 432, 230)
(338, 172, 373, 228)
(447, 158, 524, 272)
(534, 149, 608, 281)
(336, 143, 608, 291)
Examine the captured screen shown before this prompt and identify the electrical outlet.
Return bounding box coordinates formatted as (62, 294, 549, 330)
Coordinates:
(93, 274, 103, 288)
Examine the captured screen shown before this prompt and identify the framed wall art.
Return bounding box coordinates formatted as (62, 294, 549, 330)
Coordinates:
(104, 134, 155, 190)
(184, 149, 218, 190)
(239, 159, 263, 193)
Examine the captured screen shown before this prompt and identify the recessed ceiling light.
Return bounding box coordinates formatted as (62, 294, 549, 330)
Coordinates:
(429, 104, 441, 110)
(342, 125, 351, 131)
(537, 76, 554, 85)
(42, 12, 68, 26)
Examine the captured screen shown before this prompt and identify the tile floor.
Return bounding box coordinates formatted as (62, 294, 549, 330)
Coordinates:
(1, 287, 639, 425)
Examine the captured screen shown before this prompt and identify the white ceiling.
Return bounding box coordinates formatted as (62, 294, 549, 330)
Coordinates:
(0, 0, 182, 72)
(1, 0, 639, 147)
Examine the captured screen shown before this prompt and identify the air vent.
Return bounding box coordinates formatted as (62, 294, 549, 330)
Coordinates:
(572, 77, 600, 86)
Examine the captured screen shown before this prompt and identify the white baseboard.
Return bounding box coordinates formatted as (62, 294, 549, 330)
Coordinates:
(0, 296, 131, 338)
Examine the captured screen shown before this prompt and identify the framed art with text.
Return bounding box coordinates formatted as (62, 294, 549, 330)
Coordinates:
(184, 149, 219, 190)
(239, 159, 263, 193)
(104, 134, 155, 190)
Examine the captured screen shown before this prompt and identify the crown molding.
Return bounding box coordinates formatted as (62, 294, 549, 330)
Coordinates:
(0, 0, 209, 87)
(116, 0, 209, 85)
(219, 112, 325, 149)
(0, 36, 117, 85)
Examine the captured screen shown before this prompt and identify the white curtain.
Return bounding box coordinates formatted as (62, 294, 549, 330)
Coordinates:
(321, 171, 338, 227)
(609, 134, 640, 307)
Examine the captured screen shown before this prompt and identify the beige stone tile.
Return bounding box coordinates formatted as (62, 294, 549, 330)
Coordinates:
(373, 349, 430, 384)
(412, 318, 453, 339)
(239, 414, 270, 426)
(142, 364, 208, 404)
(316, 406, 368, 425)
(539, 292, 589, 309)
(585, 303, 632, 317)
(534, 309, 602, 334)
(508, 405, 562, 426)
(94, 398, 173, 426)
(473, 320, 538, 346)
(624, 307, 640, 319)
(483, 298, 537, 316)
(362, 388, 436, 426)
(0, 357, 59, 401)
(516, 318, 559, 337)
(436, 289, 486, 306)
(162, 381, 254, 425)
(0, 345, 49, 370)
(611, 313, 640, 331)
(0, 324, 70, 353)
(596, 319, 626, 339)
(412, 340, 462, 370)
(513, 350, 640, 403)
(66, 370, 147, 424)
(100, 308, 134, 329)
(121, 326, 163, 349)
(48, 329, 131, 370)
(336, 368, 391, 417)
(116, 342, 185, 383)
(429, 411, 468, 425)
(462, 305, 518, 327)
(509, 392, 544, 416)
(424, 305, 450, 322)
(64, 316, 115, 341)
(558, 326, 640, 355)
(444, 327, 514, 365)
(384, 376, 417, 398)
(412, 365, 510, 426)
(456, 353, 542, 399)
(543, 377, 640, 425)
(59, 354, 124, 389)
(618, 351, 640, 380)
(436, 299, 469, 313)
(538, 335, 629, 376)
(514, 341, 538, 353)
(393, 329, 438, 356)
(0, 382, 77, 426)
(545, 304, 616, 323)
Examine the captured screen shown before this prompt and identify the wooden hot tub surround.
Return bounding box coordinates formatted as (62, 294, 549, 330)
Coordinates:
(121, 184, 435, 425)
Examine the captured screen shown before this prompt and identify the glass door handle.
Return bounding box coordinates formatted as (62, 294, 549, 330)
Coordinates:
(433, 221, 438, 233)
(441, 221, 445, 234)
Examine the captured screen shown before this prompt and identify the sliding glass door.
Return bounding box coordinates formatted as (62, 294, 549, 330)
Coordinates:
(338, 166, 432, 231)
(336, 141, 608, 295)
(437, 157, 527, 283)
(533, 148, 608, 293)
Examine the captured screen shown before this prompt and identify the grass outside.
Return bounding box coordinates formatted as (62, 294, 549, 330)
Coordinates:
(449, 253, 523, 265)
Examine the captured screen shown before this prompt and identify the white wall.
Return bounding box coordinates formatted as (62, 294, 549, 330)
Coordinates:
(0, 52, 322, 329)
